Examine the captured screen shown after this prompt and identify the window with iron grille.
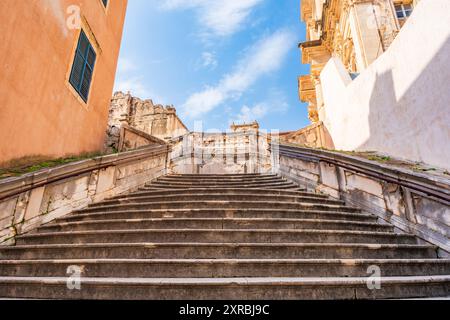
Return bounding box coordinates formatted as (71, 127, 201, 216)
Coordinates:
(69, 30, 97, 103)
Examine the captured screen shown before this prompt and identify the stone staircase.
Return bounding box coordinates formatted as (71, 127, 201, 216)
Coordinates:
(0, 174, 449, 299)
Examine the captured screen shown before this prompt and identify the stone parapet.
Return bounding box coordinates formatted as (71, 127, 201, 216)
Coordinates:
(0, 145, 170, 245)
(277, 143, 450, 256)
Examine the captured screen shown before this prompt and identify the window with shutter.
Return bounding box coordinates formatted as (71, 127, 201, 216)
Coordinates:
(69, 30, 97, 103)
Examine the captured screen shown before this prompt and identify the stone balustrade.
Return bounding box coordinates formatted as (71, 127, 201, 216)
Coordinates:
(0, 145, 170, 245)
(277, 143, 450, 256)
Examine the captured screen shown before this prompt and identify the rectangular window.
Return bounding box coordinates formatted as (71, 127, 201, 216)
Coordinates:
(102, 0, 108, 8)
(69, 30, 97, 103)
(395, 4, 413, 19)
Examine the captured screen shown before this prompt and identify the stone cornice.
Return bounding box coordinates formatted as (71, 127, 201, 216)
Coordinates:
(299, 40, 331, 64)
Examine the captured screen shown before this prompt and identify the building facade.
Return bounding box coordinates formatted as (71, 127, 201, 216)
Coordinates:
(299, 0, 417, 123)
(297, 0, 450, 171)
(0, 0, 128, 164)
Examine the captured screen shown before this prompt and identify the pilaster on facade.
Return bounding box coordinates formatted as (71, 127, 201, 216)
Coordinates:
(298, 75, 319, 123)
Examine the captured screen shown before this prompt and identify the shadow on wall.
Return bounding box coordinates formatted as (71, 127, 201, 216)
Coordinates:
(359, 35, 450, 167)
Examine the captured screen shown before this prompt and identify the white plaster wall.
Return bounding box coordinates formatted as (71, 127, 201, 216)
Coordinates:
(320, 0, 450, 170)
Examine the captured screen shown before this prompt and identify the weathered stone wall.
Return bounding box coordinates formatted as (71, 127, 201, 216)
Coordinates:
(0, 145, 169, 245)
(279, 122, 334, 149)
(105, 92, 189, 152)
(170, 124, 275, 174)
(117, 125, 167, 152)
(278, 144, 450, 256)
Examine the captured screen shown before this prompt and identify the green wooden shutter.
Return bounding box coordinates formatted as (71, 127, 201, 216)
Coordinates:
(69, 30, 97, 103)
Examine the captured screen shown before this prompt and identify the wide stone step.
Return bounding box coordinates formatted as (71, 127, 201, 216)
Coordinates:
(15, 229, 418, 245)
(0, 276, 448, 299)
(0, 243, 437, 260)
(167, 174, 275, 178)
(155, 177, 286, 185)
(151, 180, 290, 187)
(118, 188, 328, 200)
(76, 201, 361, 213)
(91, 194, 344, 208)
(37, 218, 393, 233)
(58, 209, 378, 224)
(147, 181, 301, 189)
(149, 177, 291, 186)
(156, 176, 284, 183)
(142, 184, 305, 191)
(1, 259, 449, 278)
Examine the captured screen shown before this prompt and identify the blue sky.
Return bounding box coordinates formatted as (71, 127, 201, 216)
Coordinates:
(114, 0, 310, 132)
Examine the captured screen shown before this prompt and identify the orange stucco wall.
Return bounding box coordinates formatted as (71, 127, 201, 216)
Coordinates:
(0, 0, 128, 164)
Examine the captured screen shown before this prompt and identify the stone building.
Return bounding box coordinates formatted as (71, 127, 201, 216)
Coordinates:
(299, 0, 417, 123)
(170, 122, 274, 175)
(296, 0, 450, 171)
(105, 92, 189, 152)
(0, 0, 128, 164)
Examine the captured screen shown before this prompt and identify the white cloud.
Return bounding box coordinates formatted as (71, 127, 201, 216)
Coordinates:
(233, 88, 290, 124)
(182, 87, 225, 116)
(236, 103, 269, 123)
(200, 51, 218, 69)
(181, 29, 295, 118)
(159, 0, 263, 37)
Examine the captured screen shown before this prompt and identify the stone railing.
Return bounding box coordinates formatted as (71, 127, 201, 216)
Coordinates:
(118, 124, 167, 152)
(0, 144, 170, 245)
(277, 143, 450, 256)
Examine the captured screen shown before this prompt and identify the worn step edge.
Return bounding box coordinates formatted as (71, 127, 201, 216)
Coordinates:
(57, 211, 377, 224)
(92, 195, 344, 207)
(156, 177, 287, 183)
(148, 181, 295, 186)
(142, 185, 306, 192)
(1, 275, 449, 286)
(148, 180, 296, 185)
(76, 201, 360, 212)
(2, 258, 448, 265)
(153, 179, 288, 185)
(0, 242, 436, 250)
(128, 188, 325, 198)
(113, 192, 329, 201)
(70, 208, 372, 217)
(163, 173, 277, 178)
(2, 277, 448, 300)
(40, 217, 391, 230)
(18, 228, 410, 239)
(141, 185, 305, 191)
(163, 173, 276, 179)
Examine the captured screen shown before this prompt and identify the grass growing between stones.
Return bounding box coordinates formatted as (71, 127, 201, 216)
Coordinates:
(283, 142, 448, 178)
(0, 151, 114, 180)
